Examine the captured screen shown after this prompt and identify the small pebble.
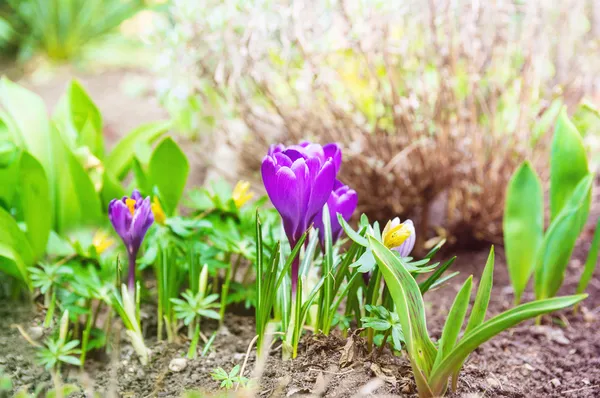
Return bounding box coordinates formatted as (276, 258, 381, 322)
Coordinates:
(550, 378, 561, 388)
(169, 358, 187, 372)
(233, 353, 245, 361)
(486, 377, 500, 388)
(582, 378, 590, 385)
(523, 364, 535, 371)
(28, 326, 44, 341)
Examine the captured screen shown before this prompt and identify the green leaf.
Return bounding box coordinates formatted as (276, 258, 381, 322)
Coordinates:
(503, 162, 544, 303)
(419, 256, 456, 294)
(368, 236, 437, 377)
(0, 207, 33, 285)
(428, 294, 587, 395)
(53, 130, 102, 232)
(433, 276, 472, 370)
(550, 109, 589, 221)
(53, 80, 103, 158)
(0, 78, 56, 223)
(338, 213, 368, 247)
(535, 175, 593, 299)
(105, 121, 171, 180)
(576, 218, 600, 295)
(19, 152, 51, 260)
(0, 143, 20, 208)
(465, 247, 494, 333)
(148, 137, 189, 215)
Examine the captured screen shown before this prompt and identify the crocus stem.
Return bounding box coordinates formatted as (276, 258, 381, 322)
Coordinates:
(127, 251, 137, 292)
(290, 256, 300, 294)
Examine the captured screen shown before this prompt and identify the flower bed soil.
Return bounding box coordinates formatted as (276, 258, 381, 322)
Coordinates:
(1, 187, 599, 398)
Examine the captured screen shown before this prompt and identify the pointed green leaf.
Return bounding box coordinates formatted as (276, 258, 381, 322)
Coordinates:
(368, 236, 437, 376)
(535, 175, 593, 299)
(433, 276, 472, 370)
(419, 256, 456, 294)
(503, 162, 543, 303)
(19, 152, 51, 260)
(53, 80, 103, 158)
(576, 218, 600, 295)
(105, 121, 171, 180)
(429, 294, 587, 395)
(550, 109, 589, 221)
(148, 137, 189, 215)
(465, 247, 494, 332)
(338, 213, 368, 247)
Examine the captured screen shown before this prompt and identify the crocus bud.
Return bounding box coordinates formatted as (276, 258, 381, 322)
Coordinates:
(382, 218, 416, 257)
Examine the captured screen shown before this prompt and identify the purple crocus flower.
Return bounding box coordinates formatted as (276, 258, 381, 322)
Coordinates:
(108, 189, 154, 291)
(314, 180, 358, 246)
(261, 142, 339, 292)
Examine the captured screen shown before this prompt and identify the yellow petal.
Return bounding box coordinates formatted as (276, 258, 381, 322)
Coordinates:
(383, 223, 411, 249)
(92, 230, 114, 255)
(125, 198, 136, 216)
(151, 196, 167, 225)
(232, 180, 254, 208)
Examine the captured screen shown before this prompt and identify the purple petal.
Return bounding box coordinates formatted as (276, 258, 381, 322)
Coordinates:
(306, 159, 336, 218)
(108, 199, 133, 246)
(394, 219, 416, 257)
(131, 189, 143, 202)
(323, 143, 342, 174)
(130, 197, 154, 253)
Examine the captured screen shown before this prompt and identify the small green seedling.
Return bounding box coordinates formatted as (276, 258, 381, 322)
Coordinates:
(362, 305, 405, 354)
(36, 311, 81, 372)
(172, 264, 220, 359)
(210, 365, 249, 390)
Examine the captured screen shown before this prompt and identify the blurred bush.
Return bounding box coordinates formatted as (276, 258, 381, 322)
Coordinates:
(0, 0, 144, 62)
(150, 0, 600, 247)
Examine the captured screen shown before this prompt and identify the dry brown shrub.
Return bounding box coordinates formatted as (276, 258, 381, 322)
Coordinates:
(152, 0, 599, 247)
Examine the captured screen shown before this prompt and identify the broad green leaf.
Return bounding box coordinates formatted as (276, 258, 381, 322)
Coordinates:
(0, 244, 29, 286)
(368, 236, 437, 376)
(105, 121, 171, 180)
(100, 171, 125, 209)
(53, 80, 103, 158)
(0, 144, 20, 208)
(148, 137, 189, 215)
(53, 129, 102, 232)
(503, 162, 543, 303)
(0, 78, 56, 222)
(535, 174, 593, 299)
(550, 109, 589, 221)
(576, 218, 600, 295)
(0, 207, 33, 285)
(428, 294, 586, 395)
(19, 152, 51, 260)
(433, 276, 472, 370)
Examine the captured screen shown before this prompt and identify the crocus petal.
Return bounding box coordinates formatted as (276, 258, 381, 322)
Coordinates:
(395, 219, 416, 257)
(108, 199, 132, 246)
(131, 189, 143, 202)
(130, 197, 154, 253)
(323, 143, 342, 173)
(307, 159, 336, 217)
